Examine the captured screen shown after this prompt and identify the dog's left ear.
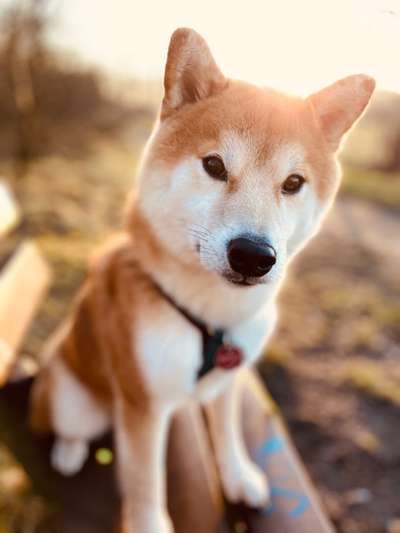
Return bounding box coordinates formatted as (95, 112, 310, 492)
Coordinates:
(308, 74, 375, 150)
(161, 28, 227, 120)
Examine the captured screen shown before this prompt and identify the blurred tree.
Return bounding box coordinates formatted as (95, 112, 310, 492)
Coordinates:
(1, 0, 51, 175)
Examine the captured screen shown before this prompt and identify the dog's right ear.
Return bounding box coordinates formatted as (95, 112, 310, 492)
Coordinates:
(161, 28, 227, 120)
(308, 75, 375, 150)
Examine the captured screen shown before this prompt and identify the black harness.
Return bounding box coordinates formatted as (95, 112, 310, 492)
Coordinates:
(155, 284, 243, 380)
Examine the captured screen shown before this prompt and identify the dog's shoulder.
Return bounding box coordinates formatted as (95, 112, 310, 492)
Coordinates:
(54, 233, 154, 403)
(87, 232, 160, 312)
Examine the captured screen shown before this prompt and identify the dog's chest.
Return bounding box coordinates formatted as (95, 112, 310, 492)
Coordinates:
(132, 302, 276, 405)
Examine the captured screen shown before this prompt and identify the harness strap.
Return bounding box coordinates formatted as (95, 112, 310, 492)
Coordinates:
(154, 284, 225, 379)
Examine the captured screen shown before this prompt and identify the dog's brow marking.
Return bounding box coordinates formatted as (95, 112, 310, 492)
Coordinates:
(220, 131, 255, 174)
(219, 132, 306, 185)
(217, 131, 255, 193)
(269, 142, 306, 177)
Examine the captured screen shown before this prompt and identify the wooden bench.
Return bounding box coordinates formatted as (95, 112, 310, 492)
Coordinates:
(0, 180, 334, 532)
(0, 181, 51, 383)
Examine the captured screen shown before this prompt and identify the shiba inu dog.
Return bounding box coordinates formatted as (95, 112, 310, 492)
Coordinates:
(30, 28, 375, 532)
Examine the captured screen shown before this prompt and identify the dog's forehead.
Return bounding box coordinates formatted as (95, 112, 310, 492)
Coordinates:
(155, 81, 318, 165)
(219, 129, 306, 177)
(215, 85, 310, 159)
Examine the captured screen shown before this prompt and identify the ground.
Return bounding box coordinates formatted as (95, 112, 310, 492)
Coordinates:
(0, 113, 399, 532)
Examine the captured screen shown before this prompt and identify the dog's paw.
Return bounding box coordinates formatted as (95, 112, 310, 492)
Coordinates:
(220, 458, 270, 508)
(51, 437, 89, 476)
(123, 508, 174, 533)
(153, 511, 174, 533)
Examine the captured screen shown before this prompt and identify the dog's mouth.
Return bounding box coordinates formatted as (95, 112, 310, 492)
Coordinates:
(222, 272, 265, 288)
(232, 279, 257, 287)
(196, 243, 271, 287)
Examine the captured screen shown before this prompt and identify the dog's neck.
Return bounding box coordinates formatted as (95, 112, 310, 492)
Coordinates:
(127, 206, 279, 329)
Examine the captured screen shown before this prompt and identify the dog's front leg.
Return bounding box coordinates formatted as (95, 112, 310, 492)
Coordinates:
(206, 372, 269, 508)
(115, 397, 174, 533)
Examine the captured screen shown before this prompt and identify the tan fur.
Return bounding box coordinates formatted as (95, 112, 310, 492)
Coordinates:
(162, 28, 228, 120)
(29, 365, 53, 433)
(32, 233, 169, 414)
(30, 28, 375, 533)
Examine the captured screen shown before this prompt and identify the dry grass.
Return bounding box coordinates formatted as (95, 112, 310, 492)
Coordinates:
(344, 359, 400, 406)
(342, 165, 400, 209)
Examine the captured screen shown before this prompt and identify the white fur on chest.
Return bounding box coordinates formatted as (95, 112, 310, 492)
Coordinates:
(133, 300, 277, 407)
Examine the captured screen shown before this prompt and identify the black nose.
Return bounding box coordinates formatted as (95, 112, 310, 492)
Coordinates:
(227, 238, 276, 278)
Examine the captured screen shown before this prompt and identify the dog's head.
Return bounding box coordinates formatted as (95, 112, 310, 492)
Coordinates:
(135, 28, 375, 288)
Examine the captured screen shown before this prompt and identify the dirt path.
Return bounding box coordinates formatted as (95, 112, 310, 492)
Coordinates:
(326, 196, 399, 265)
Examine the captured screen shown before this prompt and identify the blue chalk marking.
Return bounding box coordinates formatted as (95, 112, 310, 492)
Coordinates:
(256, 434, 285, 464)
(263, 486, 310, 518)
(255, 433, 310, 519)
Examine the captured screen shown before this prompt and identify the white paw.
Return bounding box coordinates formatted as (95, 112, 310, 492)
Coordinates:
(51, 437, 89, 476)
(154, 511, 174, 533)
(124, 508, 174, 533)
(220, 458, 270, 508)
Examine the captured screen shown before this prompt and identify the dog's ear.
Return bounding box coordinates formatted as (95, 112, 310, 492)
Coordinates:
(161, 28, 227, 119)
(308, 75, 375, 150)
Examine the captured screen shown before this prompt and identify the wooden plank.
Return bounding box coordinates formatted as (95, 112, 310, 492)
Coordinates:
(0, 241, 51, 383)
(167, 403, 225, 533)
(240, 370, 334, 532)
(0, 182, 19, 238)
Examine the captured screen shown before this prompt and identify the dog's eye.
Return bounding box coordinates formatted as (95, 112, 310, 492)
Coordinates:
(202, 155, 227, 181)
(281, 174, 305, 195)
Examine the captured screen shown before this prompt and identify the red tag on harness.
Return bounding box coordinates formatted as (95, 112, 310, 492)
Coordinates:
(215, 344, 243, 369)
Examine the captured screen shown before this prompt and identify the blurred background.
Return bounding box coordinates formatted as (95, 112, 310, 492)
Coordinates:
(0, 0, 399, 532)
